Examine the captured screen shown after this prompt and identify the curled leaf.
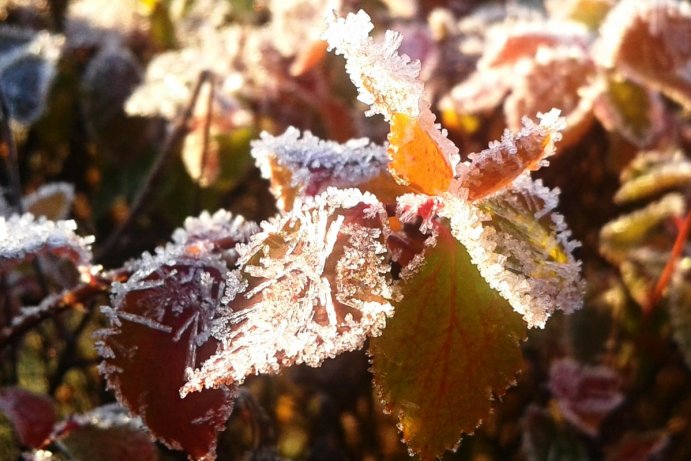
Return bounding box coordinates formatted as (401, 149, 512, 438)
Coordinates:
(593, 74, 665, 148)
(613, 150, 691, 204)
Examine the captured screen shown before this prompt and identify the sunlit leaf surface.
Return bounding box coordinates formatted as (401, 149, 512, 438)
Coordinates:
(370, 224, 526, 460)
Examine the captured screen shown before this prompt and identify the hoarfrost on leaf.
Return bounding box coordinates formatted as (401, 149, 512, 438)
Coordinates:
(250, 127, 389, 211)
(441, 173, 584, 328)
(0, 213, 93, 270)
(455, 109, 566, 202)
(182, 188, 398, 395)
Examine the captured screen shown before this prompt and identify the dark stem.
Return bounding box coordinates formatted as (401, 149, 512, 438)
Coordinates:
(95, 70, 214, 263)
(0, 272, 125, 352)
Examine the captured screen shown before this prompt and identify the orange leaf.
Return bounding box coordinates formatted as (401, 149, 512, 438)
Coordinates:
(387, 112, 453, 195)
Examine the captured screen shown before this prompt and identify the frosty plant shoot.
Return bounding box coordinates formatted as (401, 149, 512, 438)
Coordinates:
(0, 9, 584, 461)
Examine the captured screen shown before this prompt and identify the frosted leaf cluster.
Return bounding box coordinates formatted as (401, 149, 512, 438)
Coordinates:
(251, 127, 388, 210)
(0, 213, 93, 268)
(182, 188, 397, 395)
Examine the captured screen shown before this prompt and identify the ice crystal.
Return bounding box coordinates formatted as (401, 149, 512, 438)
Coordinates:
(0, 213, 93, 269)
(182, 188, 397, 395)
(170, 209, 259, 264)
(251, 127, 389, 210)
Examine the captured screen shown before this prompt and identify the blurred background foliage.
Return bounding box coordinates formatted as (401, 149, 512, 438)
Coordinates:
(1, 0, 691, 459)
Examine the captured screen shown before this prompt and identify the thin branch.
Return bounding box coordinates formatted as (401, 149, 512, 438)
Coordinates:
(0, 271, 126, 351)
(646, 210, 691, 312)
(95, 70, 215, 263)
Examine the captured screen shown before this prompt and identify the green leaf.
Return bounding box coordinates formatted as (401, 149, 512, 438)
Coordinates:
(370, 224, 526, 460)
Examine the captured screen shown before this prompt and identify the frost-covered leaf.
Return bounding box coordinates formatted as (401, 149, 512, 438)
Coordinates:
(0, 387, 55, 448)
(81, 44, 142, 134)
(97, 245, 238, 460)
(595, 0, 691, 109)
(549, 357, 624, 437)
(613, 150, 691, 205)
(438, 69, 512, 116)
(322, 10, 423, 120)
(370, 222, 526, 460)
(250, 127, 399, 211)
(503, 46, 596, 149)
(443, 174, 584, 328)
(0, 30, 62, 125)
(478, 21, 590, 70)
(183, 188, 397, 394)
(0, 214, 93, 270)
(57, 405, 158, 461)
(455, 109, 565, 203)
(323, 10, 459, 193)
(593, 75, 665, 148)
(22, 183, 75, 220)
(171, 209, 259, 263)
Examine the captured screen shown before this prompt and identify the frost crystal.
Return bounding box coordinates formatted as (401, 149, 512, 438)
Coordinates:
(251, 127, 389, 210)
(182, 188, 397, 395)
(171, 209, 259, 262)
(0, 213, 93, 269)
(441, 174, 584, 328)
(323, 10, 423, 119)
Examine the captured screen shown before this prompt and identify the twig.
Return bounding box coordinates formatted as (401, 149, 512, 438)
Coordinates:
(0, 271, 126, 351)
(646, 210, 691, 312)
(95, 70, 215, 263)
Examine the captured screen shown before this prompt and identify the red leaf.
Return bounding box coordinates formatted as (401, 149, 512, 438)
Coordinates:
(97, 250, 237, 460)
(0, 387, 55, 448)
